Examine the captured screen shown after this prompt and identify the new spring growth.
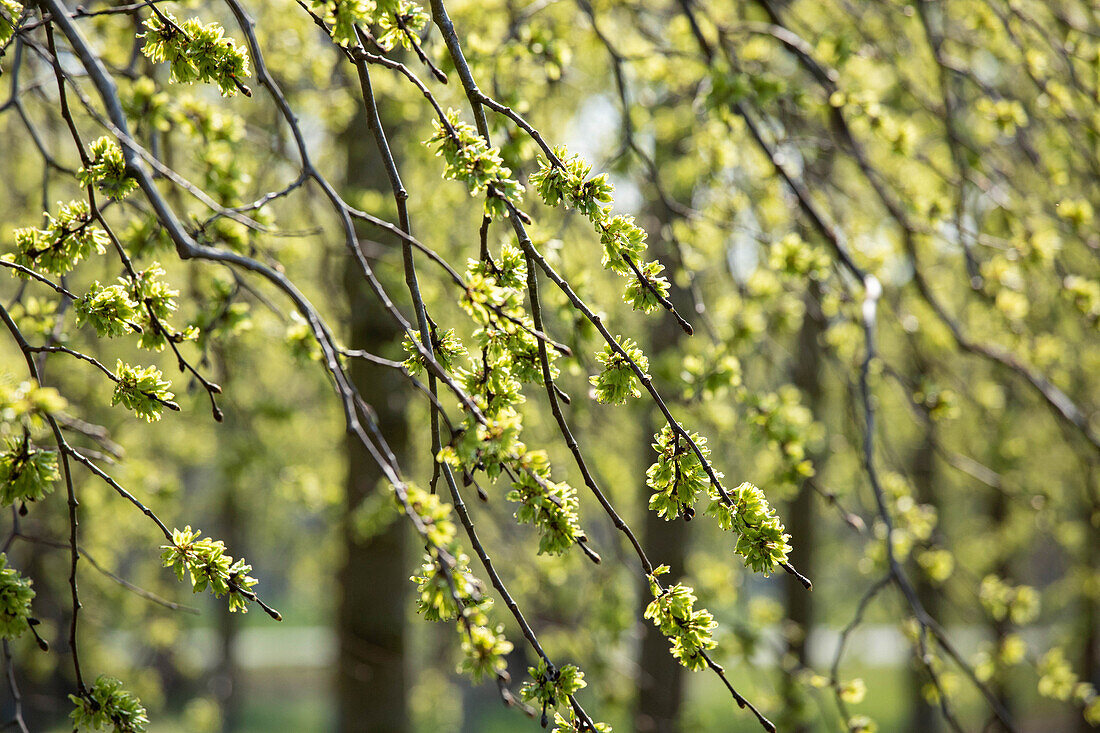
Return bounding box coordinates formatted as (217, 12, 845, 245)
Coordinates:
(520, 659, 587, 725)
(506, 450, 585, 556)
(403, 486, 514, 685)
(374, 0, 430, 51)
(425, 110, 525, 220)
(77, 137, 138, 201)
(401, 327, 467, 376)
(647, 425, 719, 521)
(161, 526, 258, 613)
(0, 553, 34, 641)
(590, 335, 648, 405)
(75, 282, 139, 338)
(69, 675, 149, 733)
(10, 200, 108, 276)
(140, 12, 251, 96)
(0, 434, 58, 506)
(127, 263, 197, 352)
(112, 361, 177, 423)
(706, 482, 792, 575)
(307, 0, 373, 47)
(644, 565, 717, 672)
(530, 146, 669, 315)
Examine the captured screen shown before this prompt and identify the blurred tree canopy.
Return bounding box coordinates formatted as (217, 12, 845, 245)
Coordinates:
(0, 0, 1098, 732)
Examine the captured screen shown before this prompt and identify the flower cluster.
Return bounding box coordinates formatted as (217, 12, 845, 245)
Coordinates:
(401, 327, 467, 376)
(140, 13, 251, 97)
(530, 146, 669, 314)
(77, 137, 138, 201)
(589, 335, 648, 405)
(403, 486, 513, 683)
(374, 0, 430, 51)
(643, 566, 716, 671)
(646, 426, 717, 521)
(0, 553, 34, 640)
(75, 282, 139, 338)
(308, 0, 373, 46)
(979, 574, 1040, 625)
(507, 450, 585, 556)
(69, 675, 149, 733)
(10, 200, 108, 276)
(0, 435, 58, 506)
(520, 659, 587, 723)
(161, 526, 257, 613)
(112, 361, 177, 423)
(127, 263, 195, 351)
(425, 110, 524, 220)
(706, 482, 791, 574)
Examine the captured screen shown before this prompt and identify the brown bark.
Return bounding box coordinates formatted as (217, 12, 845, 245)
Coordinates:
(782, 287, 825, 733)
(336, 106, 410, 733)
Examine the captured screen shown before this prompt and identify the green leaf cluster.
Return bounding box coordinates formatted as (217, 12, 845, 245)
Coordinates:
(112, 361, 177, 423)
(375, 0, 430, 51)
(706, 482, 791, 575)
(401, 327, 467, 376)
(506, 450, 584, 555)
(646, 425, 716, 521)
(307, 0, 374, 47)
(403, 486, 513, 684)
(530, 146, 669, 313)
(160, 526, 257, 613)
(69, 675, 148, 733)
(0, 553, 34, 640)
(0, 435, 58, 506)
(425, 110, 524, 220)
(589, 335, 648, 405)
(140, 13, 251, 96)
(10, 200, 108, 276)
(77, 137, 138, 201)
(520, 659, 587, 712)
(643, 566, 716, 671)
(75, 282, 139, 338)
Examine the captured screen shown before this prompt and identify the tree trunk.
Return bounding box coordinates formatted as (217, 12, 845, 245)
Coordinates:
(336, 106, 410, 733)
(908, 420, 942, 733)
(634, 440, 689, 733)
(633, 193, 691, 733)
(782, 286, 825, 733)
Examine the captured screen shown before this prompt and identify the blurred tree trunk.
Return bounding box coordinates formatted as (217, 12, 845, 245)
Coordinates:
(908, 419, 941, 733)
(781, 285, 825, 733)
(633, 175, 690, 733)
(634, 416, 689, 733)
(1081, 464, 1099, 733)
(215, 486, 243, 732)
(336, 105, 410, 733)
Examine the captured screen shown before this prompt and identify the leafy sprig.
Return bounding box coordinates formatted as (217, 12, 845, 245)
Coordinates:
(644, 566, 716, 672)
(0, 553, 34, 640)
(589, 335, 648, 405)
(69, 675, 148, 733)
(646, 426, 717, 521)
(112, 361, 177, 422)
(77, 137, 138, 201)
(10, 200, 108, 276)
(140, 13, 251, 96)
(0, 435, 58, 506)
(160, 526, 257, 613)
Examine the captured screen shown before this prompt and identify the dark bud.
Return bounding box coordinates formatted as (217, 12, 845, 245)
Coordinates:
(18, 502, 28, 516)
